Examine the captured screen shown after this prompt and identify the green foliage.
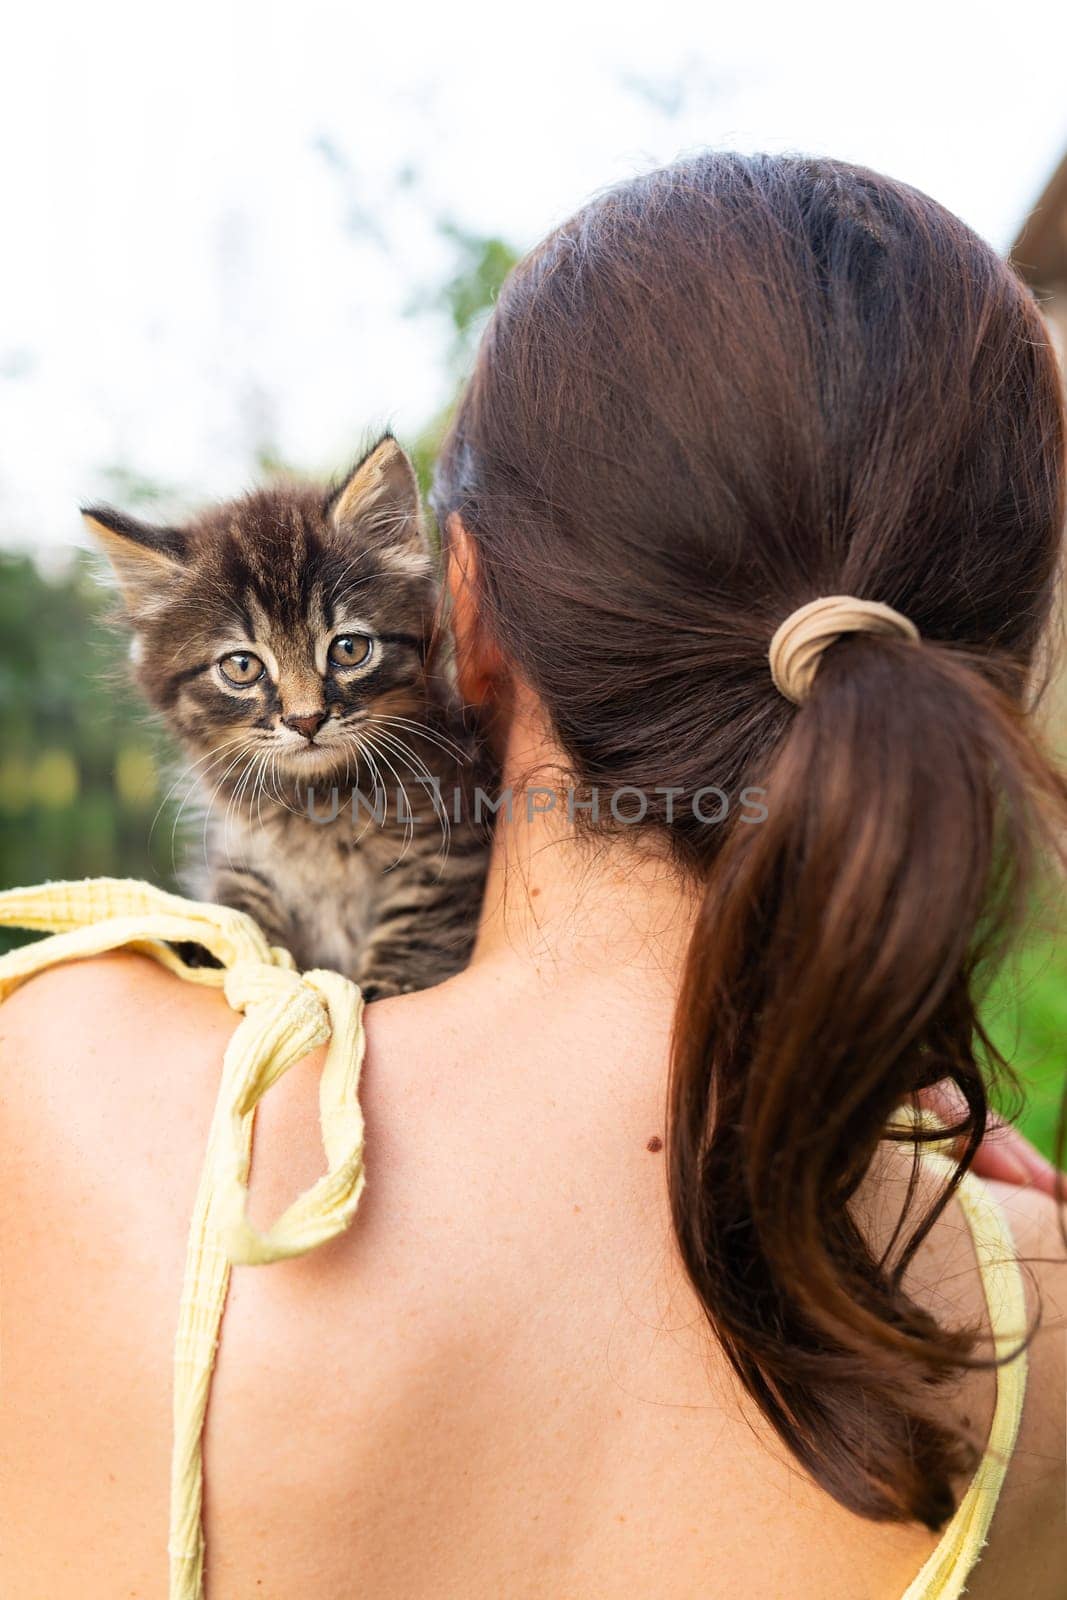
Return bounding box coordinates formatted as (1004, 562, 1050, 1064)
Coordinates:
(406, 229, 519, 546)
(433, 223, 519, 379)
(0, 551, 181, 953)
(985, 923, 1067, 1164)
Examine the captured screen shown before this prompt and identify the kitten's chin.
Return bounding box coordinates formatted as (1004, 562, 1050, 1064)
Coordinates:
(277, 745, 348, 783)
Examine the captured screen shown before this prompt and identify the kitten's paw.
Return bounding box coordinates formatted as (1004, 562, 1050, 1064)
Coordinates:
(358, 977, 416, 1002)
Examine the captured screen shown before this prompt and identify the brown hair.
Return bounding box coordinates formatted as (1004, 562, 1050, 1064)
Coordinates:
(431, 152, 1067, 1526)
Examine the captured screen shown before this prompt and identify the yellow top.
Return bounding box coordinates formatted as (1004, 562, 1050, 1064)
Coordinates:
(0, 877, 1029, 1600)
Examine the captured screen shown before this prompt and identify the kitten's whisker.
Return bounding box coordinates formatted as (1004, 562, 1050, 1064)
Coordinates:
(168, 736, 256, 876)
(350, 733, 385, 815)
(377, 733, 453, 873)
(150, 747, 223, 840)
(359, 732, 416, 866)
(369, 726, 452, 861)
(370, 724, 445, 799)
(360, 734, 407, 855)
(347, 732, 389, 839)
(252, 751, 271, 835)
(259, 752, 279, 828)
(259, 748, 293, 820)
(261, 750, 304, 820)
(201, 740, 261, 871)
(243, 754, 262, 839)
(224, 747, 266, 869)
(344, 734, 384, 846)
(336, 737, 364, 827)
(230, 744, 263, 829)
(373, 714, 469, 764)
(220, 756, 252, 868)
(150, 734, 249, 857)
(266, 750, 281, 814)
(276, 769, 307, 822)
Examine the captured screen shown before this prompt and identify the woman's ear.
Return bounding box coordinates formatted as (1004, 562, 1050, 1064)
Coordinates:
(445, 516, 505, 708)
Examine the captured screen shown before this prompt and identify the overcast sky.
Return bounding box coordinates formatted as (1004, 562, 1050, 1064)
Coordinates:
(3, 0, 1066, 554)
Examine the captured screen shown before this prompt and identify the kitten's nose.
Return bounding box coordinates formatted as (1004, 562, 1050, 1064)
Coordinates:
(283, 710, 326, 740)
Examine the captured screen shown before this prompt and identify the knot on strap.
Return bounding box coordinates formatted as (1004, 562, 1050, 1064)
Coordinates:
(222, 951, 310, 1018)
(210, 963, 366, 1266)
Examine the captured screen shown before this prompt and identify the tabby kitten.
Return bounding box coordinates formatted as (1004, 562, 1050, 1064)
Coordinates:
(84, 435, 492, 998)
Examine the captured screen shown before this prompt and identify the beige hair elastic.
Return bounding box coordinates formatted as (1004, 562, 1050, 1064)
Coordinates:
(769, 595, 920, 705)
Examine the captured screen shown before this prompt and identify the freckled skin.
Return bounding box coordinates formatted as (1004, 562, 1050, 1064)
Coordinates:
(88, 437, 494, 997)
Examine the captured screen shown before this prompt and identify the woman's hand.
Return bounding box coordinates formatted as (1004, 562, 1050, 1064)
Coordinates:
(920, 1082, 1063, 1197)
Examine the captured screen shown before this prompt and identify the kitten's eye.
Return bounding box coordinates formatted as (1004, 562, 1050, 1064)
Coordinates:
(218, 651, 265, 687)
(328, 633, 373, 669)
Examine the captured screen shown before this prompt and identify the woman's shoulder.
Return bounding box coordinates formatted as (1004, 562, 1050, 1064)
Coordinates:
(0, 943, 235, 1047)
(0, 951, 244, 1592)
(1, 947, 238, 1194)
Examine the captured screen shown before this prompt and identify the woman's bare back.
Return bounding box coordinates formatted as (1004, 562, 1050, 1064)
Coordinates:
(1, 951, 1063, 1599)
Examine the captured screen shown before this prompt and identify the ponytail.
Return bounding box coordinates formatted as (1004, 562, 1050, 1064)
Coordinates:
(668, 633, 1067, 1526)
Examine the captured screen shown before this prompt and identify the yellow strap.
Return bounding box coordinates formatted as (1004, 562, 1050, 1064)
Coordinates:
(900, 1120, 1030, 1600)
(0, 878, 367, 1600)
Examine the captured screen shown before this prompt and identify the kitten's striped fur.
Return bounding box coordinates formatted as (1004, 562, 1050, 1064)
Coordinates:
(86, 435, 492, 997)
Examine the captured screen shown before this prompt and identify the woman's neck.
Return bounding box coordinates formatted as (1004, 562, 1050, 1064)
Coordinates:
(468, 693, 701, 998)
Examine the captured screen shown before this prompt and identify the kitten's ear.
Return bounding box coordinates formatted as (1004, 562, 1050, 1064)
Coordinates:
(82, 505, 187, 614)
(327, 435, 427, 556)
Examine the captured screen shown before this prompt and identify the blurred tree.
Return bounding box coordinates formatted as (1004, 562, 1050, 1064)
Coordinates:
(0, 551, 182, 951)
(431, 222, 518, 381)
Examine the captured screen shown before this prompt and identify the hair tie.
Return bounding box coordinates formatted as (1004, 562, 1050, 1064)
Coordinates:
(769, 595, 920, 705)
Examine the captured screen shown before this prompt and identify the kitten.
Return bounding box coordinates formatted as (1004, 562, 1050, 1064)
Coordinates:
(84, 435, 493, 998)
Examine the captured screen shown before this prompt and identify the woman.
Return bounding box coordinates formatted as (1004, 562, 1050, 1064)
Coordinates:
(2, 152, 1065, 1598)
